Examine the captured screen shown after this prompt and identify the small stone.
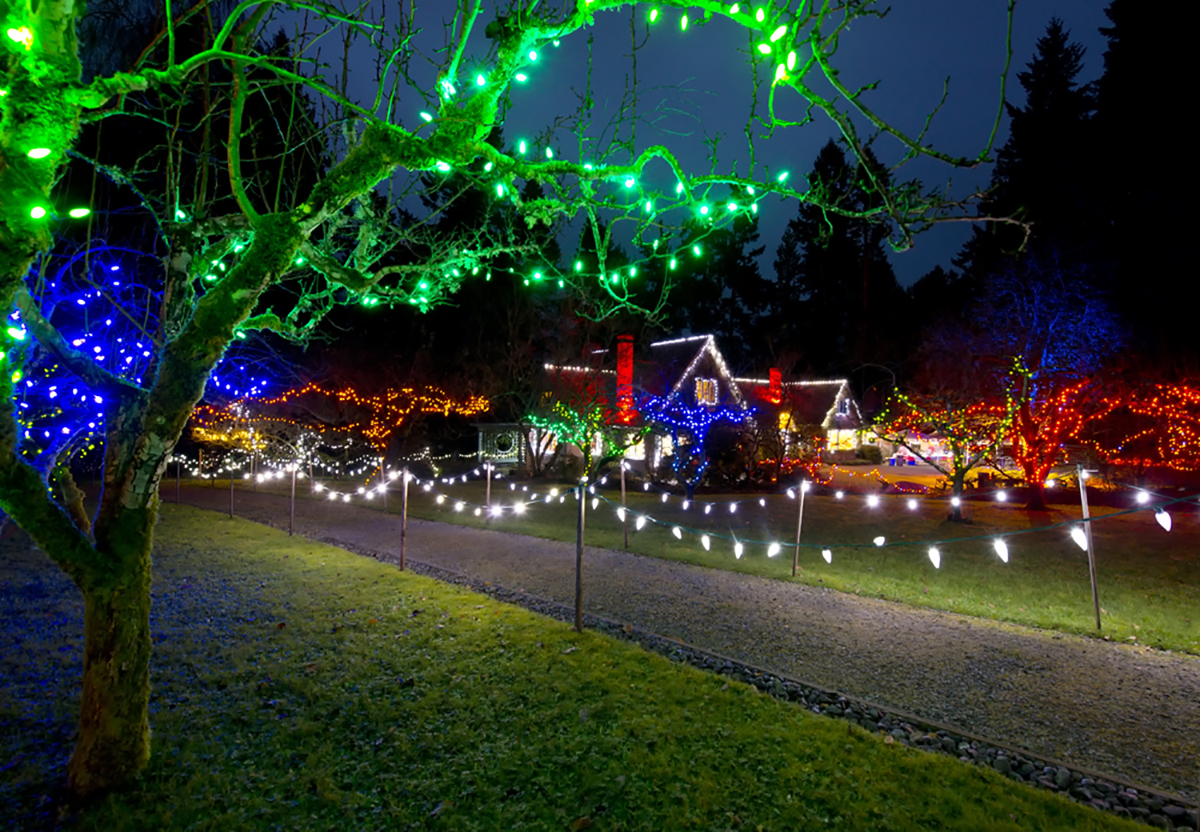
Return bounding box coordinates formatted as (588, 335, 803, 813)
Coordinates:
(890, 728, 907, 741)
(1147, 814, 1170, 830)
(861, 720, 878, 733)
(993, 757, 1012, 775)
(941, 737, 957, 754)
(825, 705, 844, 718)
(1054, 768, 1072, 790)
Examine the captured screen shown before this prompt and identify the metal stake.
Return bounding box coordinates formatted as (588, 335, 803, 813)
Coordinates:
(620, 462, 628, 550)
(485, 460, 492, 523)
(1077, 464, 1102, 630)
(289, 467, 296, 536)
(575, 480, 586, 632)
(228, 464, 234, 518)
(792, 479, 807, 577)
(175, 457, 181, 504)
(400, 467, 409, 571)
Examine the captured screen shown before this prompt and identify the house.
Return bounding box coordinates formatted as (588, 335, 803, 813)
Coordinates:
(481, 334, 865, 470)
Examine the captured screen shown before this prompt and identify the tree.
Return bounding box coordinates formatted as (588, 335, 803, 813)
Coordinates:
(1094, 0, 1191, 362)
(639, 392, 752, 499)
(772, 141, 908, 375)
(975, 257, 1122, 509)
(956, 18, 1097, 283)
(0, 0, 1016, 795)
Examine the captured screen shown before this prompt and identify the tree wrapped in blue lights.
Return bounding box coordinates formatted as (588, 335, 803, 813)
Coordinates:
(639, 392, 753, 500)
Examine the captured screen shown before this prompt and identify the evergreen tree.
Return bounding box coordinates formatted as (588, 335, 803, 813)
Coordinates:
(956, 19, 1098, 282)
(1095, 0, 1191, 364)
(772, 141, 906, 376)
(663, 190, 767, 369)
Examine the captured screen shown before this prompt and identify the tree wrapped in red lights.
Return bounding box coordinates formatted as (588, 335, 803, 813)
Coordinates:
(639, 393, 753, 500)
(1083, 383, 1200, 478)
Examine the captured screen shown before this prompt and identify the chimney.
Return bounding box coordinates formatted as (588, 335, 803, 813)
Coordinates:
(616, 334, 635, 423)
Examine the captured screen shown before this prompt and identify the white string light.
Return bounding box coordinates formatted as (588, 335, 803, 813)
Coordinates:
(993, 539, 1009, 563)
(1070, 527, 1088, 550)
(928, 547, 941, 569)
(1155, 508, 1172, 532)
(822, 548, 832, 563)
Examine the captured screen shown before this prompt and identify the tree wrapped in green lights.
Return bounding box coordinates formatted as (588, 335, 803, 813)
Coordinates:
(0, 0, 1016, 796)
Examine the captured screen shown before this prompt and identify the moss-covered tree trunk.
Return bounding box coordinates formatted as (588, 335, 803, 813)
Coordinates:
(68, 531, 153, 792)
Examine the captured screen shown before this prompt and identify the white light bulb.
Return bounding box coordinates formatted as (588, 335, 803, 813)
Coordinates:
(701, 535, 711, 551)
(1136, 491, 1149, 504)
(636, 515, 647, 530)
(705, 504, 712, 515)
(513, 502, 526, 515)
(474, 507, 482, 516)
(730, 503, 738, 514)
(662, 493, 669, 503)
(996, 490, 1007, 502)
(787, 488, 795, 499)
(436, 495, 445, 504)
(767, 543, 781, 557)
(928, 547, 941, 569)
(993, 539, 1009, 563)
(455, 501, 464, 512)
(907, 499, 918, 510)
(682, 500, 690, 510)
(822, 549, 832, 564)
(1156, 508, 1172, 532)
(759, 498, 766, 507)
(867, 495, 880, 508)
(617, 507, 626, 522)
(873, 536, 885, 547)
(591, 496, 599, 510)
(672, 526, 683, 539)
(835, 491, 844, 500)
(1071, 527, 1088, 551)
(734, 542, 744, 559)
(951, 497, 961, 507)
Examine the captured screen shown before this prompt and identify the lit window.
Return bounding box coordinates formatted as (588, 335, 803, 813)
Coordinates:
(695, 378, 717, 405)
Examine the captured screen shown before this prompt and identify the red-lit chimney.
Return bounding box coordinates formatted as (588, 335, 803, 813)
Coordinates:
(616, 334, 635, 423)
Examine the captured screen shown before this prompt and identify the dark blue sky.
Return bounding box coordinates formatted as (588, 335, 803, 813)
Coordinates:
(490, 1, 1111, 286)
(296, 1, 1111, 288)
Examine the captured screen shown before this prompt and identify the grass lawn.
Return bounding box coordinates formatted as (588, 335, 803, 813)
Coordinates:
(1, 505, 1137, 830)
(247, 472, 1200, 655)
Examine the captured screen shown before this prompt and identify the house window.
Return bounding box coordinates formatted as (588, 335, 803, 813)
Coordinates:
(837, 397, 849, 416)
(695, 377, 717, 405)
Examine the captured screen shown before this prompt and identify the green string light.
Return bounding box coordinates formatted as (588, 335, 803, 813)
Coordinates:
(777, 171, 789, 183)
(435, 161, 451, 172)
(730, 3, 740, 13)
(680, 14, 688, 31)
(755, 8, 765, 22)
(757, 44, 772, 54)
(518, 140, 527, 154)
(68, 207, 90, 218)
(26, 148, 51, 159)
(528, 50, 538, 62)
(545, 147, 553, 159)
(649, 8, 658, 22)
(29, 206, 46, 219)
(476, 74, 486, 86)
(419, 112, 433, 122)
(515, 73, 528, 82)
(770, 25, 788, 42)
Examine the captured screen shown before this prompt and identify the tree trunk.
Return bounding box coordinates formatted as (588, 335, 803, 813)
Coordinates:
(949, 468, 967, 522)
(67, 527, 153, 795)
(1024, 468, 1048, 511)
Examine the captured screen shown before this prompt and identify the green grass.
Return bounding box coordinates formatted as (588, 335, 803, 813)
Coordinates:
(1, 506, 1136, 830)
(255, 474, 1200, 654)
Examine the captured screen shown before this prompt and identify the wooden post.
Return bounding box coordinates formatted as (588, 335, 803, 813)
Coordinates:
(289, 467, 296, 536)
(792, 480, 807, 577)
(620, 461, 628, 550)
(1077, 464, 1102, 630)
(400, 467, 409, 571)
(575, 480, 586, 632)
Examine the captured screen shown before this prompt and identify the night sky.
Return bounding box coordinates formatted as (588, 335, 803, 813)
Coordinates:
(298, 1, 1112, 288)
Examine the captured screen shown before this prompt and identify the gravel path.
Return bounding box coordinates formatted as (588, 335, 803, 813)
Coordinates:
(172, 486, 1200, 801)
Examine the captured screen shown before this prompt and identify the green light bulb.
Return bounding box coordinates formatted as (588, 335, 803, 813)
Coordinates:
(770, 25, 787, 42)
(649, 8, 658, 22)
(680, 13, 688, 30)
(774, 63, 787, 83)
(476, 74, 486, 86)
(693, 245, 702, 256)
(644, 200, 652, 212)
(787, 51, 796, 70)
(419, 112, 433, 122)
(699, 205, 709, 215)
(545, 147, 553, 159)
(484, 162, 494, 172)
(26, 148, 51, 159)
(515, 73, 528, 82)
(574, 260, 583, 272)
(757, 43, 771, 54)
(435, 161, 451, 172)
(66, 206, 89, 217)
(29, 206, 46, 219)
(630, 267, 637, 277)
(755, 8, 765, 22)
(519, 140, 527, 154)
(727, 202, 737, 211)
(533, 271, 543, 280)
(528, 50, 538, 61)
(624, 178, 635, 188)
(6, 326, 26, 341)
(730, 3, 740, 13)
(496, 183, 505, 197)
(558, 280, 564, 288)
(669, 258, 677, 270)
(777, 171, 789, 183)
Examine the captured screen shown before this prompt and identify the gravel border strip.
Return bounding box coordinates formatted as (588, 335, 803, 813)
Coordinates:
(314, 533, 1199, 831)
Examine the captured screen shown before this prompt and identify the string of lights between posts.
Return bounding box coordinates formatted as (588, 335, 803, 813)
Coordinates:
(172, 456, 1184, 571)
